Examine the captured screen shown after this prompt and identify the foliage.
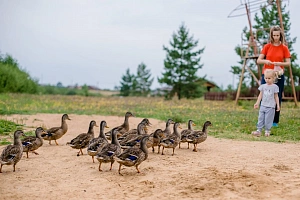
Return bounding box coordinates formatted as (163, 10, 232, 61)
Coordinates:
(0, 54, 39, 94)
(119, 63, 154, 97)
(0, 93, 299, 144)
(119, 68, 135, 96)
(158, 23, 205, 100)
(0, 119, 23, 135)
(133, 63, 154, 96)
(231, 2, 299, 90)
(37, 84, 101, 96)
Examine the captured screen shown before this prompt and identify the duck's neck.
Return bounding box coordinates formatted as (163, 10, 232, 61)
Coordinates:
(123, 116, 130, 130)
(36, 132, 44, 143)
(99, 125, 108, 142)
(202, 125, 208, 133)
(140, 138, 148, 158)
(174, 125, 181, 138)
(112, 132, 120, 147)
(165, 123, 171, 135)
(61, 119, 68, 131)
(137, 123, 145, 135)
(14, 135, 22, 146)
(88, 126, 95, 138)
(188, 121, 193, 130)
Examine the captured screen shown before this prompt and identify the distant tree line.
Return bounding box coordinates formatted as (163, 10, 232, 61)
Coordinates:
(0, 53, 99, 96)
(0, 54, 38, 93)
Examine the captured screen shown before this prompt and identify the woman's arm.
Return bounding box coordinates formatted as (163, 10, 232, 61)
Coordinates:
(273, 58, 291, 67)
(257, 54, 272, 65)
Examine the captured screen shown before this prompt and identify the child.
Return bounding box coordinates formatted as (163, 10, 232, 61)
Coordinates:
(252, 69, 280, 137)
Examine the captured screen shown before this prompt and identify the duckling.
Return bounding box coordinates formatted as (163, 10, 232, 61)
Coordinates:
(42, 114, 71, 145)
(66, 120, 98, 156)
(117, 135, 149, 175)
(96, 128, 121, 171)
(105, 112, 134, 139)
(0, 130, 25, 173)
(186, 121, 212, 152)
(119, 120, 150, 148)
(22, 127, 46, 158)
(179, 120, 196, 149)
(157, 119, 175, 154)
(87, 121, 109, 163)
(160, 122, 182, 156)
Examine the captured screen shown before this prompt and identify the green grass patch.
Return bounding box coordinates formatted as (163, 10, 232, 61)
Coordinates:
(0, 93, 299, 144)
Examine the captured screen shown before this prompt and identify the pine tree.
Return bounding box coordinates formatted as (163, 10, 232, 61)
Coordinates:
(158, 23, 205, 100)
(134, 63, 153, 96)
(119, 68, 135, 96)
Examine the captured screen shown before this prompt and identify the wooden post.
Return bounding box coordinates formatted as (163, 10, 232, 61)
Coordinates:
(276, 0, 298, 106)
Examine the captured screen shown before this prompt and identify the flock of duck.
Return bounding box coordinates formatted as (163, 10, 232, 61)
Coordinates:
(0, 112, 212, 175)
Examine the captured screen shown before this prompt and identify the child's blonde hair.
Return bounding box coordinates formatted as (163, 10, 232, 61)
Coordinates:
(264, 69, 276, 78)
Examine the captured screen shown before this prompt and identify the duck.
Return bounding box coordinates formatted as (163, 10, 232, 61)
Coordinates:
(119, 119, 150, 148)
(118, 118, 152, 141)
(186, 121, 212, 152)
(87, 120, 109, 163)
(42, 114, 71, 145)
(179, 120, 196, 149)
(157, 119, 175, 154)
(148, 129, 164, 153)
(96, 128, 121, 171)
(0, 130, 25, 173)
(116, 135, 149, 175)
(22, 127, 46, 158)
(105, 111, 134, 139)
(160, 122, 182, 156)
(66, 120, 98, 156)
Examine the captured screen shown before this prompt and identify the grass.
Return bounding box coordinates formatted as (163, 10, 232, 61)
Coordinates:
(0, 93, 299, 144)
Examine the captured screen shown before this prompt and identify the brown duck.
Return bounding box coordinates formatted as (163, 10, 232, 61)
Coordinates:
(42, 114, 71, 145)
(0, 130, 25, 173)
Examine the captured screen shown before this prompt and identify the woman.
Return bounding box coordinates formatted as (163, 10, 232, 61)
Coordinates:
(257, 25, 291, 127)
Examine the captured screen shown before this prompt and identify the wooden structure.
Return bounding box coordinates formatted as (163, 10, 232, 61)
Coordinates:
(229, 0, 297, 106)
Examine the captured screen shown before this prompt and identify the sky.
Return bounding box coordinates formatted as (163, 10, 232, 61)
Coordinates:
(0, 0, 299, 90)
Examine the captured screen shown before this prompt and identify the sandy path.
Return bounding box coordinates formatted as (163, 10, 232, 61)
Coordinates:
(0, 113, 300, 200)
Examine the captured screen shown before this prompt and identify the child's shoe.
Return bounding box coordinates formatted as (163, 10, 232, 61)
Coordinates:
(265, 131, 270, 137)
(251, 130, 261, 137)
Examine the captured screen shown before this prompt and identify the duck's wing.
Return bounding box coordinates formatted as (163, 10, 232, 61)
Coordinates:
(186, 131, 204, 141)
(21, 136, 36, 149)
(46, 127, 61, 134)
(160, 135, 178, 145)
(97, 144, 120, 158)
(69, 133, 89, 145)
(180, 129, 192, 140)
(0, 145, 21, 163)
(117, 148, 143, 164)
(87, 138, 108, 152)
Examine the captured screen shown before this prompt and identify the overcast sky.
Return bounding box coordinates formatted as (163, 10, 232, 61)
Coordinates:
(0, 0, 299, 90)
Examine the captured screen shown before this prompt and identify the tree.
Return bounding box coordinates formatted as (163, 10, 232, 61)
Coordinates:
(119, 68, 135, 96)
(0, 53, 38, 93)
(134, 63, 154, 96)
(158, 23, 205, 100)
(231, 2, 299, 90)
